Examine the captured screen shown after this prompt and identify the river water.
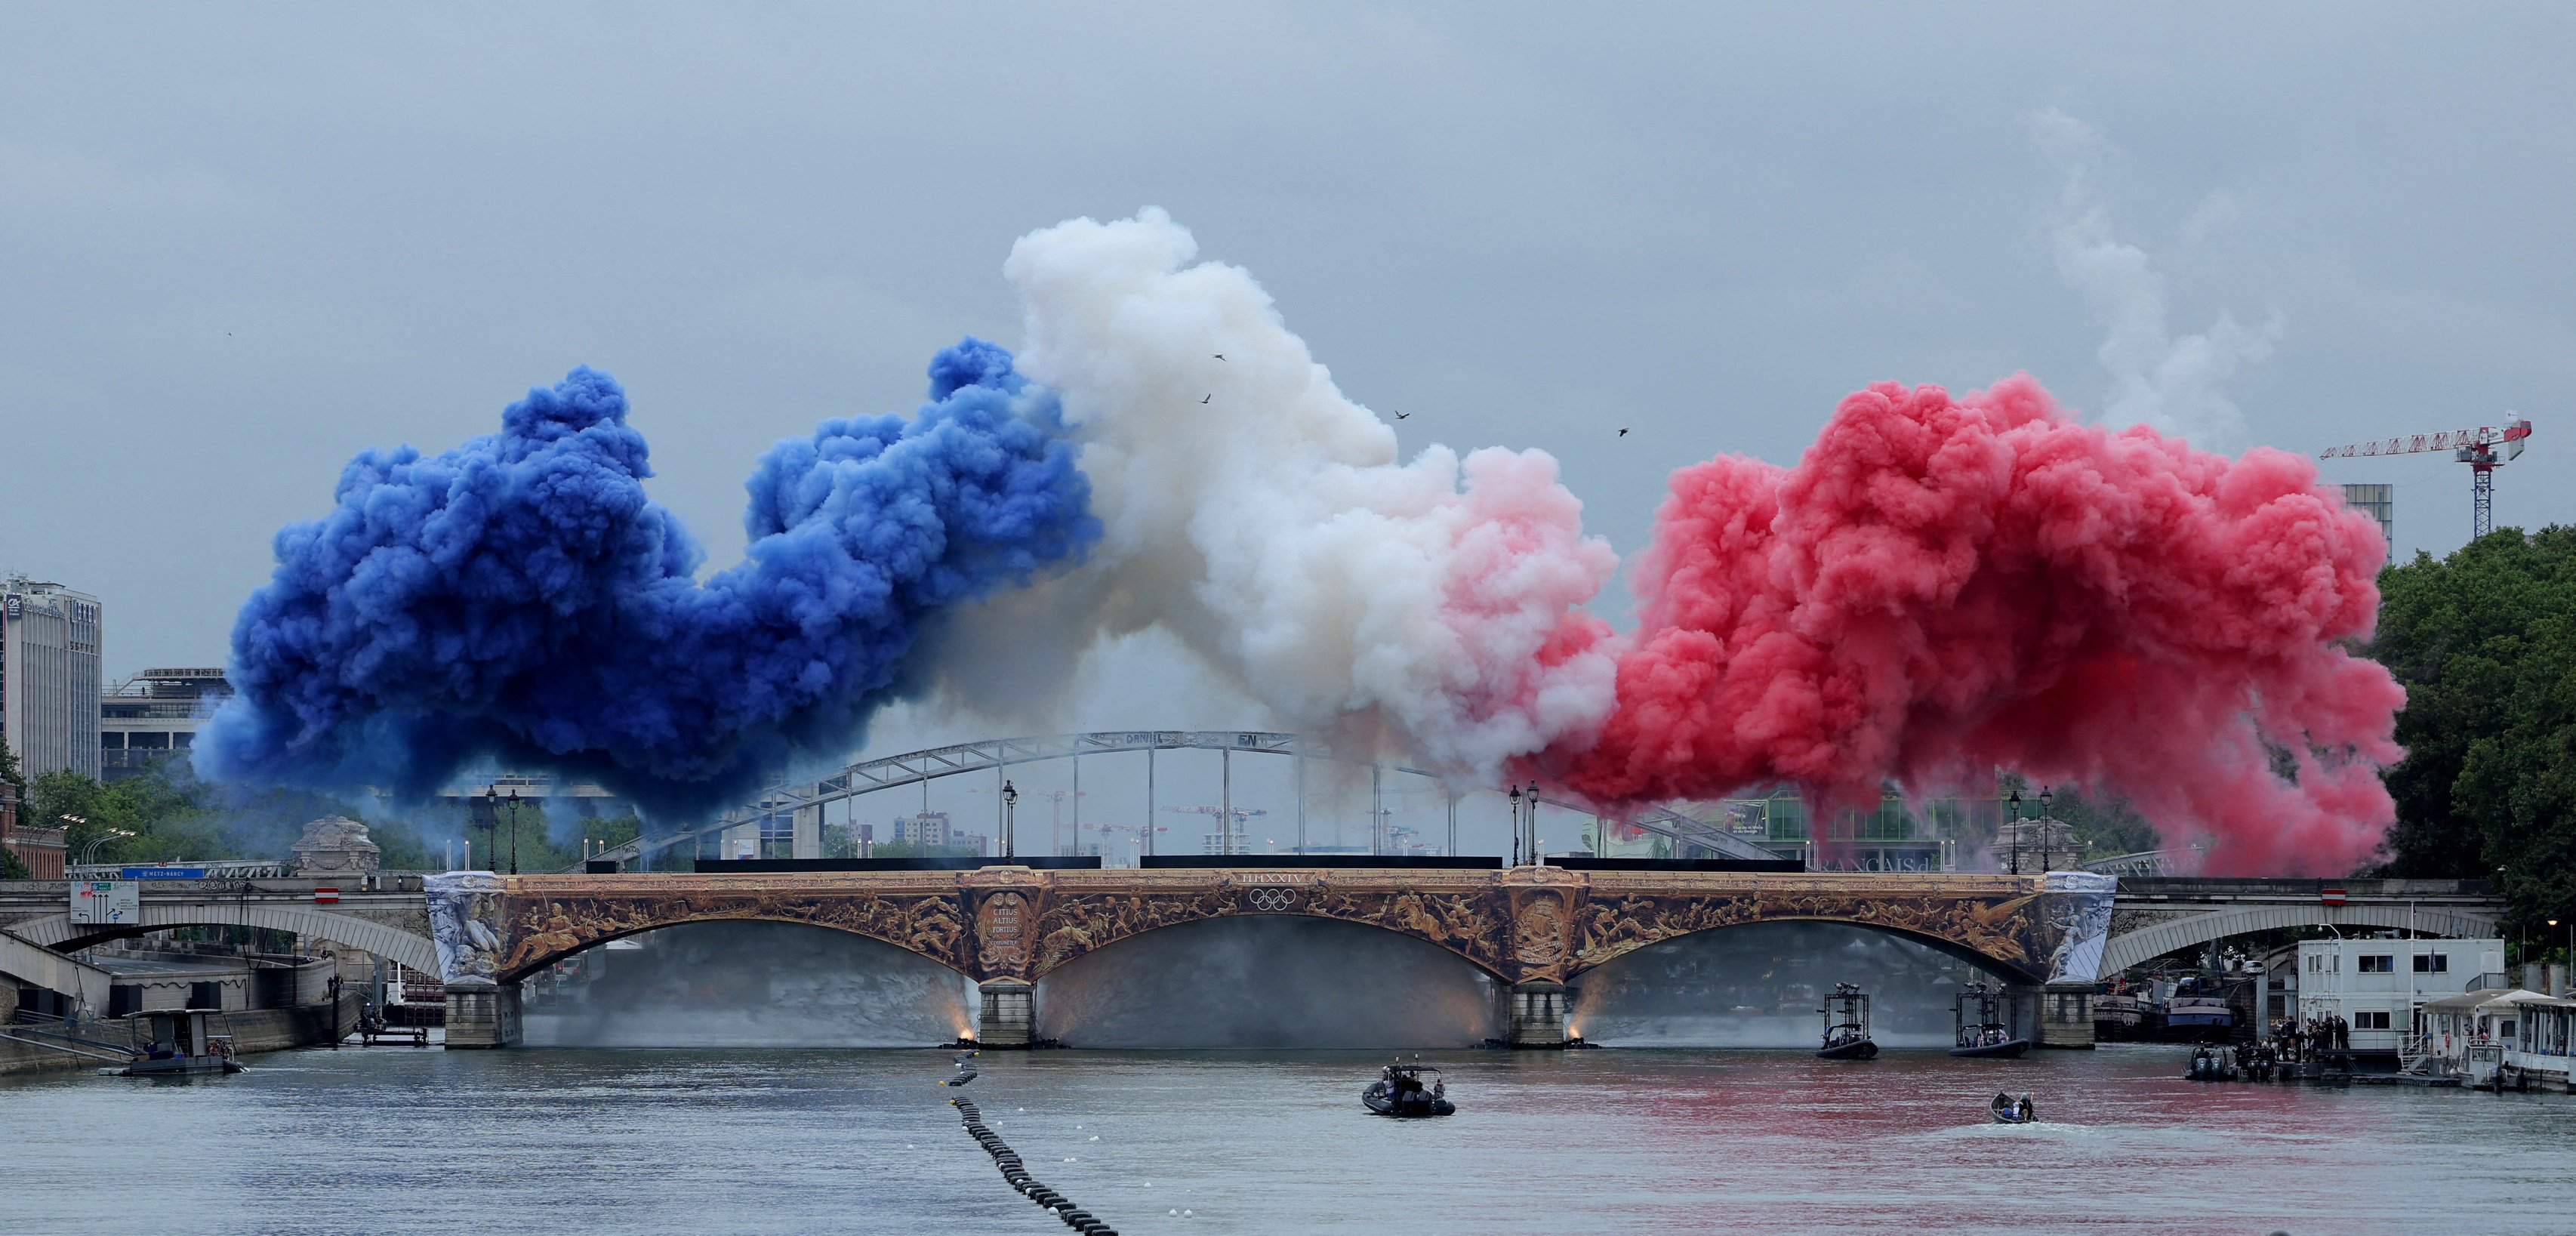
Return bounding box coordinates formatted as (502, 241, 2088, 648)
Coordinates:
(7, 1043, 2573, 1235)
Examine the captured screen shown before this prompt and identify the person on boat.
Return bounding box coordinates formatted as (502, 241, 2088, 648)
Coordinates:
(2016, 1096, 2034, 1121)
(1994, 1091, 2012, 1112)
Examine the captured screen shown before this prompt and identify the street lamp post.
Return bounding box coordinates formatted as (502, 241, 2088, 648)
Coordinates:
(1526, 781, 1542, 865)
(505, 788, 522, 876)
(1001, 780, 1018, 859)
(73, 824, 134, 868)
(2037, 786, 2055, 874)
(1508, 786, 1523, 866)
(2004, 790, 2023, 875)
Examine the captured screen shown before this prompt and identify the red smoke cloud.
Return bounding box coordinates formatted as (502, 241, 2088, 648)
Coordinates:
(1555, 376, 2403, 875)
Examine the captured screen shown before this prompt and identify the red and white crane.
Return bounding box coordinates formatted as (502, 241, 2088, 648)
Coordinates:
(2320, 416, 2532, 539)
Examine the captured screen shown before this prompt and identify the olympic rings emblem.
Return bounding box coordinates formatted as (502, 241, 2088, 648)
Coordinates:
(1245, 887, 1299, 912)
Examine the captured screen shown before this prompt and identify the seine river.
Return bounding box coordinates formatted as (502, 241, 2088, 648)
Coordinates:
(6, 1044, 2573, 1234)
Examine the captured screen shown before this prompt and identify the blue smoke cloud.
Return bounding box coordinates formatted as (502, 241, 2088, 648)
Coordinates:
(196, 338, 1096, 825)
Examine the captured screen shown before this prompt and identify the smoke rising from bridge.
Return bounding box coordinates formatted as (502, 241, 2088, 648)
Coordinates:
(198, 339, 1097, 821)
(1033, 916, 1503, 1048)
(202, 211, 2404, 870)
(520, 922, 974, 1048)
(1557, 376, 2402, 874)
(1570, 921, 1990, 1049)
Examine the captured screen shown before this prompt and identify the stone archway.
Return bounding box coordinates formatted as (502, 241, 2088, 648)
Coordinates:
(7, 905, 440, 976)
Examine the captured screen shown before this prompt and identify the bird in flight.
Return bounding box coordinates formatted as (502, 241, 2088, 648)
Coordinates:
(1394, 411, 1409, 420)
(1201, 393, 1212, 404)
(1213, 353, 1225, 361)
(1618, 428, 1629, 436)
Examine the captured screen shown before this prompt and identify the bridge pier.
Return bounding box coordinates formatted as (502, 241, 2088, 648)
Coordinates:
(2017, 983, 2096, 1050)
(976, 980, 1036, 1047)
(1506, 981, 1570, 1047)
(445, 983, 522, 1049)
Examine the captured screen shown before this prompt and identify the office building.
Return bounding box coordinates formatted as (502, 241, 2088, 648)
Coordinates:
(99, 666, 233, 781)
(2, 575, 103, 780)
(2341, 483, 2395, 553)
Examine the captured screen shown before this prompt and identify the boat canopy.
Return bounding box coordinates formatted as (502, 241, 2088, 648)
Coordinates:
(2422, 988, 2554, 1014)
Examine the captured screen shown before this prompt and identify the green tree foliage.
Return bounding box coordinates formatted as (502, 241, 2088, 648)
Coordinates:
(0, 732, 27, 877)
(444, 799, 642, 873)
(32, 766, 233, 865)
(1994, 772, 2159, 865)
(2371, 526, 2576, 945)
(0, 731, 26, 798)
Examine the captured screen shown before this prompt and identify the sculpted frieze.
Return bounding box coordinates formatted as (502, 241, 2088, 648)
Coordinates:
(439, 869, 2097, 988)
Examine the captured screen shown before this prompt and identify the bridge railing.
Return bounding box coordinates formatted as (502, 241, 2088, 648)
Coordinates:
(2118, 877, 2497, 898)
(2, 873, 430, 895)
(587, 729, 1785, 870)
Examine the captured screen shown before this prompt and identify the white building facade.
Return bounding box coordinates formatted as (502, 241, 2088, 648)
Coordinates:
(1, 575, 103, 780)
(2294, 936, 2504, 1054)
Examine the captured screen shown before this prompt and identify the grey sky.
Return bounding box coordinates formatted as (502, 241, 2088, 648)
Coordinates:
(5, 3, 2571, 790)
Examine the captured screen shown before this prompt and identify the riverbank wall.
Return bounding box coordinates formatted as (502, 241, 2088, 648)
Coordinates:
(1, 990, 360, 1077)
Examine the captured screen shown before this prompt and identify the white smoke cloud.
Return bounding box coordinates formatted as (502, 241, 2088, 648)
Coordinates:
(2032, 109, 2280, 450)
(938, 208, 1619, 778)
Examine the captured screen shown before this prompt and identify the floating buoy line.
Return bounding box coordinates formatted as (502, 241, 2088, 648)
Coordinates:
(942, 1051, 1118, 1234)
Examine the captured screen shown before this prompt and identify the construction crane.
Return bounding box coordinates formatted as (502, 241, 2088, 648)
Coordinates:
(1162, 804, 1268, 855)
(2320, 417, 2533, 538)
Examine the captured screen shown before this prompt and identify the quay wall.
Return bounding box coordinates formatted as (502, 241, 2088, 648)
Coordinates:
(0, 990, 360, 1077)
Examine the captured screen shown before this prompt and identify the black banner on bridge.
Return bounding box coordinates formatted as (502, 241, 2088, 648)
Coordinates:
(1139, 855, 1505, 869)
(1548, 856, 1805, 873)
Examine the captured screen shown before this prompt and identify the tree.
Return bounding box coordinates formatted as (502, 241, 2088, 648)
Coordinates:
(2371, 526, 2576, 947)
(0, 733, 26, 877)
(0, 731, 24, 799)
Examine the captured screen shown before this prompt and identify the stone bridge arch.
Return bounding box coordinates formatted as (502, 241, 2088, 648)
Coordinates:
(1564, 872, 2113, 985)
(433, 874, 980, 986)
(5, 905, 441, 977)
(1570, 914, 2053, 986)
(427, 868, 2115, 1047)
(431, 869, 2109, 989)
(2100, 902, 2501, 976)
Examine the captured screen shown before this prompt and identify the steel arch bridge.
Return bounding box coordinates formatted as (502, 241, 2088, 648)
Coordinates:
(589, 730, 1778, 867)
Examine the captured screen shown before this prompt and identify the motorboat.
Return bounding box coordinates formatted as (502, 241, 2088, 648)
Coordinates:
(1362, 1062, 1456, 1117)
(105, 1009, 243, 1077)
(2091, 986, 2149, 1042)
(1950, 982, 2031, 1059)
(2184, 1044, 2232, 1081)
(2163, 977, 2236, 1041)
(110, 1049, 243, 1077)
(1816, 982, 1879, 1060)
(1988, 1092, 2038, 1124)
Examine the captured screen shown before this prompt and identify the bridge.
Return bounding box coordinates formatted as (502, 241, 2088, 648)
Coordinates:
(2100, 877, 2502, 974)
(418, 867, 2117, 1047)
(0, 876, 441, 984)
(0, 869, 2504, 1049)
(588, 730, 1783, 868)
